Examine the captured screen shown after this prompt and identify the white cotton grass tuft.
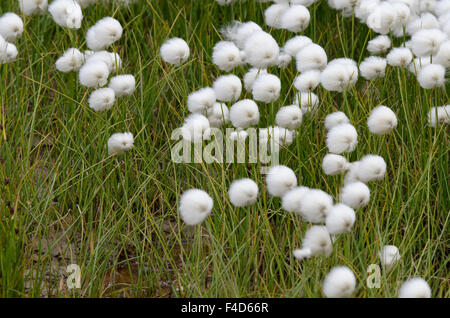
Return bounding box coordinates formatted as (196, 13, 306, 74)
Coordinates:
(366, 2, 398, 35)
(296, 43, 327, 72)
(367, 35, 391, 54)
(340, 181, 370, 209)
(259, 126, 295, 149)
(417, 64, 446, 89)
(386, 47, 413, 67)
(408, 56, 431, 74)
(229, 129, 248, 142)
(326, 123, 358, 154)
(283, 35, 312, 57)
(0, 13, 24, 42)
(229, 99, 260, 129)
(19, 0, 49, 15)
(322, 266, 356, 298)
(181, 113, 211, 143)
(187, 87, 216, 114)
(406, 12, 439, 36)
(367, 105, 398, 135)
(293, 225, 332, 261)
(243, 68, 267, 91)
(410, 28, 447, 57)
(320, 62, 356, 92)
(293, 92, 319, 114)
(264, 3, 289, 29)
(379, 245, 401, 271)
(0, 36, 18, 64)
(86, 17, 123, 51)
(86, 51, 122, 73)
(276, 50, 292, 68)
(221, 21, 262, 49)
(435, 41, 450, 67)
(179, 189, 213, 226)
(159, 37, 190, 65)
(212, 41, 243, 71)
(48, 0, 83, 29)
(398, 278, 431, 298)
(55, 48, 85, 72)
(213, 74, 242, 102)
(108, 74, 136, 97)
(299, 189, 333, 223)
(356, 155, 386, 183)
(252, 73, 281, 103)
(243, 31, 280, 68)
(207, 102, 229, 127)
(359, 56, 387, 80)
(275, 105, 303, 130)
(293, 70, 321, 92)
(228, 178, 259, 207)
(322, 154, 349, 176)
(324, 112, 350, 130)
(281, 186, 310, 215)
(281, 5, 311, 33)
(78, 61, 110, 88)
(107, 132, 134, 156)
(88, 88, 115, 112)
(325, 204, 356, 234)
(266, 165, 297, 197)
(427, 105, 450, 127)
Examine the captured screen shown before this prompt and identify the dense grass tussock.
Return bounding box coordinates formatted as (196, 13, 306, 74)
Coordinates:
(0, 0, 449, 297)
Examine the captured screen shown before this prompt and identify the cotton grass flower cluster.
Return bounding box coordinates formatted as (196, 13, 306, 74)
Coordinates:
(0, 12, 23, 64)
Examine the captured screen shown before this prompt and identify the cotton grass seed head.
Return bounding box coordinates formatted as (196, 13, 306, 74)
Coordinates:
(221, 21, 262, 49)
(19, 0, 49, 15)
(0, 13, 24, 42)
(281, 5, 311, 33)
(229, 99, 260, 129)
(324, 111, 350, 130)
(411, 28, 448, 57)
(340, 181, 370, 209)
(406, 12, 439, 35)
(435, 40, 450, 67)
(107, 132, 134, 156)
(320, 62, 354, 92)
(367, 35, 391, 54)
(213, 74, 242, 102)
(398, 278, 431, 298)
(78, 61, 110, 88)
(86, 51, 122, 73)
(325, 203, 356, 234)
(359, 56, 387, 80)
(48, 0, 83, 29)
(379, 245, 401, 271)
(299, 189, 333, 223)
(283, 35, 312, 57)
(387, 47, 413, 67)
(108, 74, 136, 97)
(88, 88, 115, 112)
(326, 123, 358, 154)
(55, 48, 85, 72)
(367, 105, 398, 135)
(427, 105, 450, 127)
(357, 154, 386, 182)
(293, 225, 332, 260)
(228, 178, 259, 207)
(275, 105, 303, 130)
(179, 189, 213, 226)
(207, 102, 230, 127)
(243, 31, 280, 68)
(159, 37, 190, 65)
(281, 186, 310, 215)
(181, 113, 211, 143)
(243, 68, 267, 91)
(264, 3, 289, 29)
(0, 38, 18, 64)
(252, 73, 281, 103)
(294, 70, 321, 92)
(266, 165, 297, 197)
(212, 41, 243, 72)
(417, 64, 446, 89)
(323, 266, 356, 298)
(293, 92, 319, 114)
(86, 17, 123, 51)
(296, 43, 327, 72)
(322, 154, 349, 176)
(276, 50, 292, 68)
(187, 87, 216, 114)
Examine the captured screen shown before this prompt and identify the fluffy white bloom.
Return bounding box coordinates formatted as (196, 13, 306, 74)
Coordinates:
(107, 132, 134, 155)
(19, 0, 48, 15)
(252, 73, 281, 103)
(78, 61, 110, 88)
(325, 204, 356, 234)
(296, 43, 327, 72)
(367, 2, 398, 34)
(261, 126, 295, 148)
(243, 31, 280, 68)
(212, 41, 243, 71)
(243, 68, 267, 91)
(229, 129, 248, 141)
(340, 181, 370, 209)
(294, 70, 320, 92)
(48, 0, 83, 29)
(213, 74, 242, 102)
(324, 112, 350, 130)
(282, 186, 310, 214)
(281, 5, 310, 33)
(326, 123, 358, 154)
(293, 92, 319, 114)
(322, 154, 349, 175)
(419, 0, 437, 12)
(427, 105, 450, 127)
(321, 62, 356, 92)
(221, 21, 262, 49)
(179, 189, 213, 225)
(276, 50, 292, 68)
(411, 29, 447, 57)
(0, 36, 18, 64)
(367, 105, 398, 135)
(275, 105, 303, 129)
(299, 189, 333, 223)
(266, 165, 297, 197)
(207, 102, 229, 127)
(228, 178, 259, 207)
(359, 56, 387, 80)
(283, 35, 312, 57)
(391, 1, 411, 26)
(417, 64, 446, 89)
(181, 113, 211, 143)
(355, 0, 381, 23)
(408, 56, 431, 74)
(229, 99, 260, 128)
(293, 225, 332, 260)
(435, 40, 450, 67)
(434, 0, 450, 16)
(87, 17, 123, 51)
(398, 278, 431, 298)
(379, 245, 400, 271)
(86, 51, 122, 73)
(323, 266, 356, 298)
(264, 3, 289, 29)
(0, 13, 24, 42)
(108, 75, 136, 97)
(88, 88, 115, 112)
(387, 47, 413, 67)
(55, 48, 84, 72)
(367, 35, 391, 54)
(343, 161, 361, 185)
(406, 13, 439, 35)
(159, 37, 189, 65)
(356, 155, 386, 182)
(187, 87, 216, 114)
